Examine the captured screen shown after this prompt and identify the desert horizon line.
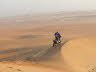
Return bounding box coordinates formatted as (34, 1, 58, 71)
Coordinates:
(0, 10, 96, 18)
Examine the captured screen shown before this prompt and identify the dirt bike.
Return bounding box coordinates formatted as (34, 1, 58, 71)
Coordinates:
(53, 37, 61, 47)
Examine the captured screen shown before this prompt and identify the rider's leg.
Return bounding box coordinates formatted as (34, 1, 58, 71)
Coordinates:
(57, 37, 59, 43)
(56, 37, 58, 40)
(58, 37, 61, 43)
(53, 39, 57, 47)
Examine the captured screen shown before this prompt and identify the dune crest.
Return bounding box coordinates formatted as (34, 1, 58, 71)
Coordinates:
(61, 37, 96, 72)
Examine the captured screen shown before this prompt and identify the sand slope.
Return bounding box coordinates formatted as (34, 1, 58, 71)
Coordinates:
(61, 37, 96, 72)
(0, 62, 64, 72)
(0, 44, 67, 72)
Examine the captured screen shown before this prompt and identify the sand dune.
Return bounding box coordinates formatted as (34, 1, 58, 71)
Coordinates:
(1, 36, 96, 72)
(61, 37, 96, 72)
(0, 12, 96, 72)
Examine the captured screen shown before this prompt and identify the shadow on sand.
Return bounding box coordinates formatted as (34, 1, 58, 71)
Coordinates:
(16, 35, 44, 39)
(0, 40, 68, 62)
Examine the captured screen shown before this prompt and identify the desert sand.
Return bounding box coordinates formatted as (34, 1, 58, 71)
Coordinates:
(0, 62, 64, 72)
(0, 11, 96, 72)
(61, 37, 96, 72)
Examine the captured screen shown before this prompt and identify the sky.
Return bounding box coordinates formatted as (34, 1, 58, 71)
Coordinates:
(0, 0, 96, 17)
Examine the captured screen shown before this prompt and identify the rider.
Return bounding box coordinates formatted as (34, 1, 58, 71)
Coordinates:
(54, 32, 62, 43)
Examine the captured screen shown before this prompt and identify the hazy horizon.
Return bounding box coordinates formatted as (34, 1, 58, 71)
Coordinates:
(0, 0, 96, 17)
